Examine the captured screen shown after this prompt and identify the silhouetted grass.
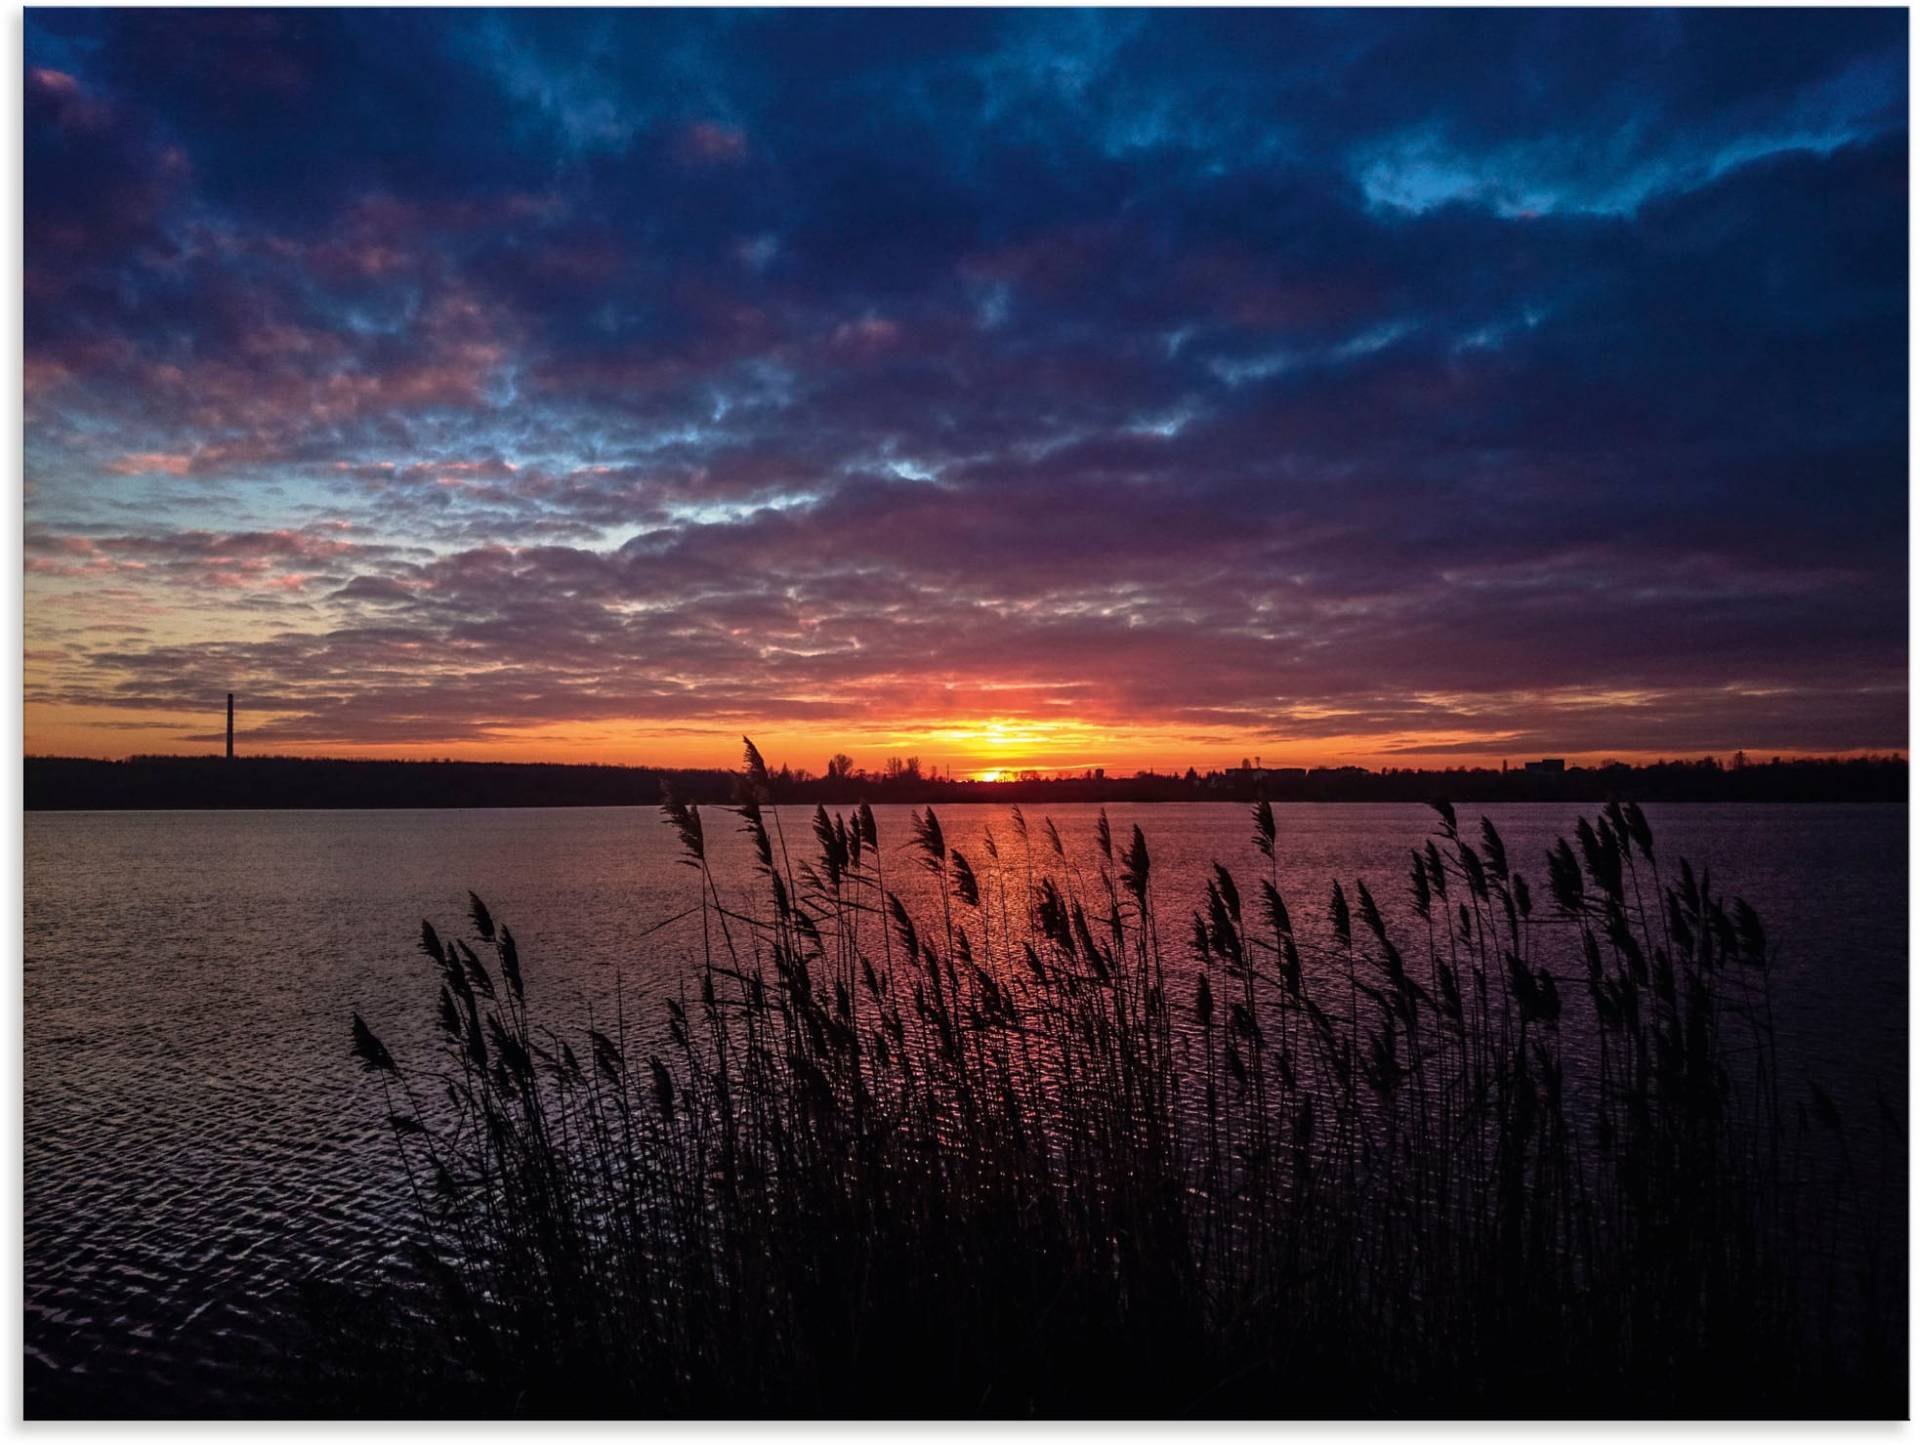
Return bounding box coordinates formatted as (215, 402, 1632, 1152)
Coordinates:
(329, 741, 1903, 1417)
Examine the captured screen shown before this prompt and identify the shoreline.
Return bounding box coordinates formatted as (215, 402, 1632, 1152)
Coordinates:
(25, 752, 1909, 811)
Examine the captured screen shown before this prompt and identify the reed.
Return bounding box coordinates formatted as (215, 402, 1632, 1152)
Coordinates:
(328, 742, 1902, 1417)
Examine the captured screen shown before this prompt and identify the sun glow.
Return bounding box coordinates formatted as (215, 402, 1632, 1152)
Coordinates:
(905, 718, 1115, 778)
(28, 697, 1892, 777)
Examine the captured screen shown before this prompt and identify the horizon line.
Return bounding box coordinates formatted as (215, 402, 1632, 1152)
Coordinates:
(26, 746, 1911, 782)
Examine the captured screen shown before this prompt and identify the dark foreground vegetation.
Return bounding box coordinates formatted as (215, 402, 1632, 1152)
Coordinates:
(320, 741, 1904, 1417)
(27, 749, 1908, 811)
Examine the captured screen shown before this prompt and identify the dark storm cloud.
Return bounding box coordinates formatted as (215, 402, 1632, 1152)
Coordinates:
(23, 8, 1908, 757)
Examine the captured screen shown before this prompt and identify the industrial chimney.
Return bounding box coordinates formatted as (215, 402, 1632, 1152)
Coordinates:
(226, 693, 234, 759)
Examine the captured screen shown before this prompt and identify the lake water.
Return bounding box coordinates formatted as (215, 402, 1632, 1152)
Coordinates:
(24, 802, 1908, 1414)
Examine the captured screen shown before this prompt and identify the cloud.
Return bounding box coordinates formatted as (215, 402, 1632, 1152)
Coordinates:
(22, 9, 1909, 763)
(676, 121, 748, 165)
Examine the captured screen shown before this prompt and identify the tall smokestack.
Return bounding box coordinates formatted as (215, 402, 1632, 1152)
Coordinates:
(226, 693, 234, 759)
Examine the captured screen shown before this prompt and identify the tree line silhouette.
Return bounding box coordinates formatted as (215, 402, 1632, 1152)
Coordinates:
(24, 751, 1906, 811)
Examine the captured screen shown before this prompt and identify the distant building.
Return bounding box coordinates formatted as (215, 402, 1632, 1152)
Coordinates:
(1524, 758, 1566, 774)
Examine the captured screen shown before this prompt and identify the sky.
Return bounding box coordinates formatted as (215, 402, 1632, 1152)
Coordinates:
(22, 7, 1910, 778)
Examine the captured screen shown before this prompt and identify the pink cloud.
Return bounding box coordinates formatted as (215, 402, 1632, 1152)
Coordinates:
(831, 316, 902, 357)
(109, 452, 195, 476)
(677, 121, 748, 164)
(29, 67, 80, 96)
